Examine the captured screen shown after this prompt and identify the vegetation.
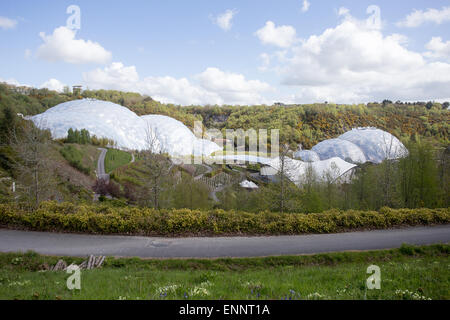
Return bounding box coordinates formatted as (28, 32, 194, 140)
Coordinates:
(60, 145, 91, 175)
(65, 128, 115, 148)
(0, 83, 448, 151)
(0, 82, 448, 219)
(104, 149, 132, 173)
(0, 202, 448, 236)
(216, 141, 449, 213)
(0, 244, 448, 300)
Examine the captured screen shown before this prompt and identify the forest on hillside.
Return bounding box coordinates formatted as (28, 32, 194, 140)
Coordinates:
(0, 83, 449, 211)
(0, 83, 448, 151)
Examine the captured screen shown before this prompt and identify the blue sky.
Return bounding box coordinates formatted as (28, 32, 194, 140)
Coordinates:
(1, 0, 450, 105)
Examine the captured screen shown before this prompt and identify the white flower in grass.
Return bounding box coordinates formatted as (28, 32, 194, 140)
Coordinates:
(156, 284, 179, 295)
(306, 292, 326, 300)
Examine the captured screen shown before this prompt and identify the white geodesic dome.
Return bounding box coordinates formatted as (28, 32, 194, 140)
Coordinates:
(311, 138, 367, 164)
(30, 99, 148, 150)
(265, 156, 357, 185)
(30, 99, 221, 156)
(293, 150, 321, 162)
(338, 127, 408, 163)
(141, 115, 221, 156)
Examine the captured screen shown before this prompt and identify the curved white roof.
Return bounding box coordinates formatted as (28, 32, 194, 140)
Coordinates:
(266, 156, 356, 185)
(293, 150, 320, 162)
(141, 115, 221, 156)
(31, 99, 147, 150)
(30, 99, 221, 156)
(239, 180, 259, 189)
(338, 127, 408, 163)
(312, 138, 366, 164)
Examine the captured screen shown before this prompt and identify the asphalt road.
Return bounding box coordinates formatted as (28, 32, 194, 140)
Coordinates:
(96, 148, 109, 180)
(0, 225, 449, 258)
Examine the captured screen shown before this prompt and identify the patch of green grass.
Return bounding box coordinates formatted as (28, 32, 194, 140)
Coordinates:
(104, 149, 132, 173)
(60, 145, 91, 175)
(0, 244, 448, 300)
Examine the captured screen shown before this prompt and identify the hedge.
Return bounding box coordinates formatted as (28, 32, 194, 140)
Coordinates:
(0, 202, 449, 236)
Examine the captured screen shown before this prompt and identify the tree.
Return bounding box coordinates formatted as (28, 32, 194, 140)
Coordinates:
(0, 106, 17, 172)
(137, 124, 172, 208)
(172, 173, 211, 209)
(277, 143, 291, 213)
(300, 163, 323, 213)
(0, 106, 16, 144)
(10, 121, 55, 207)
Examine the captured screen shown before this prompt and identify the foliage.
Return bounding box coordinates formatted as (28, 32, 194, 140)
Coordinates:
(65, 128, 114, 148)
(171, 173, 211, 210)
(0, 83, 448, 151)
(0, 244, 448, 300)
(59, 145, 90, 175)
(0, 202, 448, 236)
(217, 142, 449, 213)
(104, 149, 132, 173)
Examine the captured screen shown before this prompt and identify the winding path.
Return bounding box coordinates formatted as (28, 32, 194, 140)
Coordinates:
(0, 225, 448, 258)
(96, 148, 109, 181)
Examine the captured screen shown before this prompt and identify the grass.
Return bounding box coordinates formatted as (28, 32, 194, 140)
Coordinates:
(58, 143, 102, 177)
(0, 244, 448, 300)
(104, 149, 132, 173)
(60, 145, 91, 175)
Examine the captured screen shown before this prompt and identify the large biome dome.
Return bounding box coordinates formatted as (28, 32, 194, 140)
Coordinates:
(30, 99, 221, 156)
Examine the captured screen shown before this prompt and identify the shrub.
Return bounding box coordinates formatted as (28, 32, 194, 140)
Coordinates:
(0, 202, 448, 236)
(60, 145, 90, 175)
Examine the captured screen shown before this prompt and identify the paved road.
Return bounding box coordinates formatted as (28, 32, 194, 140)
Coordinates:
(96, 148, 109, 181)
(0, 225, 448, 258)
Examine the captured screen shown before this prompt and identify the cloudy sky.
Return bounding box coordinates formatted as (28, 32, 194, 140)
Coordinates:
(1, 0, 450, 105)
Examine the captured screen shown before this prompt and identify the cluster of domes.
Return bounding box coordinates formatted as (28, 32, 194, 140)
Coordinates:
(30, 99, 221, 156)
(294, 128, 408, 164)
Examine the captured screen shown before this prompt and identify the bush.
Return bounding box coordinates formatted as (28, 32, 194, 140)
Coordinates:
(0, 202, 448, 236)
(60, 145, 90, 175)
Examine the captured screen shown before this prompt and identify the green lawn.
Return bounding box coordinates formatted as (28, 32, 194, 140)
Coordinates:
(0, 244, 448, 300)
(104, 149, 132, 173)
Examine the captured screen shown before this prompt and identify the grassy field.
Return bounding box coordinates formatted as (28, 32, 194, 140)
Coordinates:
(104, 149, 132, 173)
(0, 244, 448, 300)
(58, 143, 102, 177)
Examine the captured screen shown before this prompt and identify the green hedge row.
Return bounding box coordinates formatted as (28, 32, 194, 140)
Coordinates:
(0, 202, 448, 236)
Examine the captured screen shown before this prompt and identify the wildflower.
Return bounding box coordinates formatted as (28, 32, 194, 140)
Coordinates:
(8, 280, 31, 287)
(395, 289, 431, 300)
(156, 284, 179, 295)
(306, 292, 326, 300)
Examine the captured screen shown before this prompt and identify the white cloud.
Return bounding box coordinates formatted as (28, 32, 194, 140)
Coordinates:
(267, 12, 450, 103)
(0, 16, 17, 30)
(338, 7, 350, 17)
(424, 37, 450, 59)
(83, 63, 272, 105)
(0, 78, 21, 86)
(40, 78, 66, 92)
(258, 53, 271, 71)
(196, 67, 271, 104)
(213, 9, 237, 31)
(255, 21, 298, 48)
(83, 62, 139, 90)
(397, 6, 450, 28)
(37, 26, 112, 64)
(24, 49, 32, 60)
(301, 0, 310, 13)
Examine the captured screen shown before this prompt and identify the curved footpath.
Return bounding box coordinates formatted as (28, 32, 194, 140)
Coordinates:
(0, 225, 449, 258)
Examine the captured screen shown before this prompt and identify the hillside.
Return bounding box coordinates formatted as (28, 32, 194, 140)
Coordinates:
(1, 83, 448, 150)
